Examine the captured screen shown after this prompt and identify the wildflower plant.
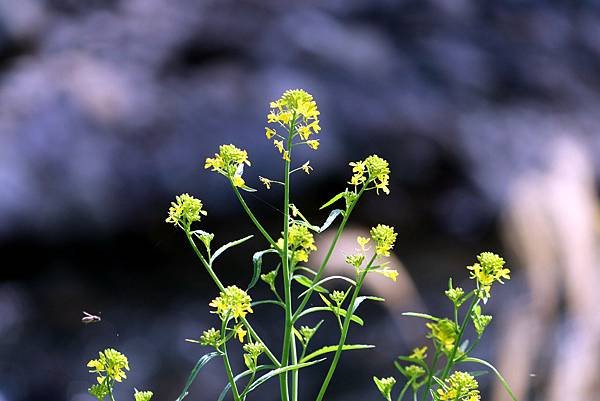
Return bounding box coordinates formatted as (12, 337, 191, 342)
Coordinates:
(164, 89, 402, 401)
(86, 88, 518, 401)
(373, 252, 518, 401)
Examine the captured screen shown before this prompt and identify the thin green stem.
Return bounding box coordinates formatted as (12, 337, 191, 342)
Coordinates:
(419, 350, 440, 401)
(279, 116, 295, 401)
(440, 293, 479, 381)
(221, 319, 241, 401)
(315, 254, 377, 401)
(290, 335, 299, 401)
(107, 379, 116, 401)
(396, 378, 415, 401)
(231, 183, 277, 248)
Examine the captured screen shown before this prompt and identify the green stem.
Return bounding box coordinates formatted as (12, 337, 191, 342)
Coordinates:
(222, 319, 241, 401)
(107, 379, 116, 401)
(419, 350, 440, 401)
(279, 118, 295, 401)
(231, 184, 277, 248)
(396, 378, 415, 401)
(290, 334, 299, 401)
(440, 293, 479, 381)
(292, 185, 367, 322)
(315, 254, 377, 401)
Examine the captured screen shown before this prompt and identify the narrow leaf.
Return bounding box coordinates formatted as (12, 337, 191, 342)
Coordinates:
(295, 307, 364, 326)
(300, 344, 374, 363)
(319, 209, 344, 232)
(240, 184, 257, 192)
(245, 359, 326, 393)
(293, 275, 329, 294)
(249, 248, 279, 290)
(217, 365, 274, 401)
(251, 299, 285, 309)
(297, 275, 356, 298)
(351, 296, 385, 314)
(460, 357, 519, 401)
(401, 312, 440, 322)
(210, 235, 254, 264)
(175, 351, 220, 401)
(320, 191, 345, 210)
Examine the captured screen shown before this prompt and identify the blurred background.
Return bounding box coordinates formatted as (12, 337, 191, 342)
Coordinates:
(2, 0, 600, 400)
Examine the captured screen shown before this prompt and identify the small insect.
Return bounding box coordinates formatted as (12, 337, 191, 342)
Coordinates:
(82, 311, 102, 324)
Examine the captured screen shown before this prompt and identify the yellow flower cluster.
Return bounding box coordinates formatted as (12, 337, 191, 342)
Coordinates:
(467, 252, 510, 300)
(199, 327, 221, 347)
(166, 193, 207, 230)
(348, 155, 390, 194)
(373, 376, 396, 401)
(87, 348, 130, 383)
(409, 346, 428, 360)
(209, 285, 253, 321)
(277, 223, 317, 263)
(370, 224, 397, 257)
(437, 371, 481, 401)
(134, 390, 154, 401)
(426, 318, 457, 353)
(204, 144, 251, 187)
(266, 89, 321, 159)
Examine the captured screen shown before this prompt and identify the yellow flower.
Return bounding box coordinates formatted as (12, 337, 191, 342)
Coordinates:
(209, 286, 253, 321)
(357, 236, 370, 250)
(409, 346, 428, 361)
(259, 176, 272, 189)
(282, 150, 290, 161)
(266, 89, 321, 152)
(277, 223, 317, 263)
(370, 224, 397, 257)
(426, 319, 457, 353)
(437, 371, 480, 401)
(235, 325, 247, 343)
(348, 155, 390, 194)
(467, 252, 510, 300)
(265, 127, 276, 139)
(87, 348, 130, 383)
(166, 193, 207, 230)
(274, 139, 284, 154)
(306, 140, 320, 150)
(232, 175, 245, 187)
(372, 268, 399, 282)
(301, 161, 313, 174)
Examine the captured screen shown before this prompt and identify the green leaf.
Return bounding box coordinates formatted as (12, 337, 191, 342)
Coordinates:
(217, 365, 274, 401)
(401, 312, 440, 322)
(249, 248, 279, 290)
(319, 209, 344, 232)
(351, 295, 385, 314)
(294, 307, 364, 326)
(295, 266, 318, 276)
(297, 275, 356, 298)
(459, 357, 519, 401)
(210, 235, 254, 264)
(293, 275, 329, 294)
(245, 359, 326, 393)
(251, 299, 285, 309)
(320, 191, 345, 210)
(175, 351, 220, 401)
(300, 344, 374, 363)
